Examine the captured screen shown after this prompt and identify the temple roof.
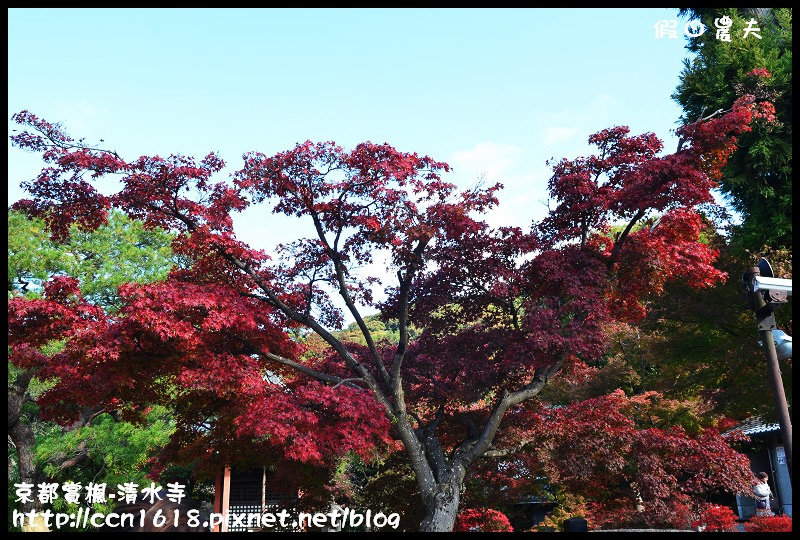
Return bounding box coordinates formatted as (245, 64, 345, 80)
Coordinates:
(728, 416, 780, 436)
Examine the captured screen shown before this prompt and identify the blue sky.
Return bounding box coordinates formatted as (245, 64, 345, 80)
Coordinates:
(8, 8, 703, 319)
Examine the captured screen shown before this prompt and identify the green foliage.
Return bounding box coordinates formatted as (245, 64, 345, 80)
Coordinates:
(37, 407, 174, 483)
(673, 8, 792, 252)
(336, 314, 416, 345)
(8, 211, 71, 296)
(8, 208, 178, 530)
(8, 360, 58, 402)
(9, 408, 176, 532)
(626, 246, 791, 423)
(533, 491, 591, 532)
(330, 452, 424, 532)
(539, 356, 641, 406)
(35, 407, 175, 531)
(8, 208, 176, 309)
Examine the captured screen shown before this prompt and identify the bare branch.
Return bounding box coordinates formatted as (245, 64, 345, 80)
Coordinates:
(265, 352, 363, 391)
(483, 439, 535, 459)
(331, 377, 367, 390)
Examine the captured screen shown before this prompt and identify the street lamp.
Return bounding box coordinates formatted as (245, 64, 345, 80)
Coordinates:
(742, 258, 792, 484)
(759, 329, 793, 361)
(753, 275, 794, 295)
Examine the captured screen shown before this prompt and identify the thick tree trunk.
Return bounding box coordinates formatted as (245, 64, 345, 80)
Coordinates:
(8, 369, 38, 513)
(9, 421, 38, 514)
(417, 464, 467, 532)
(9, 369, 106, 532)
(419, 478, 462, 532)
(9, 368, 51, 531)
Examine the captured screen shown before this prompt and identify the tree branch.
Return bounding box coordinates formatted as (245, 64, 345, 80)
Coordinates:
(461, 359, 563, 465)
(264, 352, 363, 391)
(483, 439, 535, 459)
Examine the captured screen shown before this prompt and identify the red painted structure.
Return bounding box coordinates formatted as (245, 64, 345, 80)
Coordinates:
(213, 466, 300, 532)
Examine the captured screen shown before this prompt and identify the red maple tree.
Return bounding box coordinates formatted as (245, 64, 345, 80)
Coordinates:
(692, 503, 739, 532)
(465, 389, 753, 530)
(454, 507, 514, 532)
(744, 514, 793, 533)
(8, 96, 772, 531)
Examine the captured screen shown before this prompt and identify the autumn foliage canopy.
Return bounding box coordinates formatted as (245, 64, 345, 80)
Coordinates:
(8, 93, 774, 530)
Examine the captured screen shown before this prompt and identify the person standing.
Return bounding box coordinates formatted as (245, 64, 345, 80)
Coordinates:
(753, 471, 775, 517)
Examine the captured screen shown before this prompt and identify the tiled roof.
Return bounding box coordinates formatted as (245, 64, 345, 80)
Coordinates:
(727, 416, 780, 435)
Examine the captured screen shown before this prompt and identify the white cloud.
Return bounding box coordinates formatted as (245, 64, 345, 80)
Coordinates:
(541, 127, 580, 147)
(485, 170, 551, 229)
(589, 93, 618, 116)
(537, 93, 619, 149)
(56, 102, 108, 134)
(449, 142, 526, 186)
(446, 142, 553, 230)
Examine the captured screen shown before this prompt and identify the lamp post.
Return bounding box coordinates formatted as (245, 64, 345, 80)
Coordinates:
(742, 259, 792, 483)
